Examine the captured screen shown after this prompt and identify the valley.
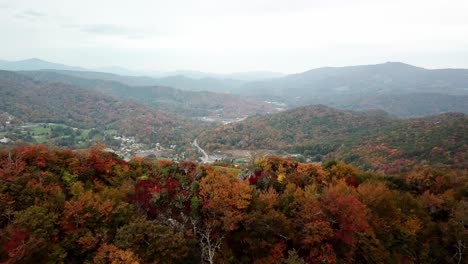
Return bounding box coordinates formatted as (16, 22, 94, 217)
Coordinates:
(1, 62, 467, 174)
(0, 120, 185, 161)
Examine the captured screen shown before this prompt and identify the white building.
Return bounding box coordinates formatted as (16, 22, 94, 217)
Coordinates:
(0, 137, 11, 144)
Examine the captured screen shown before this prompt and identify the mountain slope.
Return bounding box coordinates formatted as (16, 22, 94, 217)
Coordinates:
(12, 60, 468, 118)
(241, 62, 468, 97)
(36, 69, 244, 93)
(19, 71, 279, 119)
(39, 69, 161, 86)
(199, 105, 468, 173)
(238, 62, 468, 117)
(200, 105, 395, 149)
(327, 93, 468, 117)
(0, 58, 85, 71)
(152, 75, 242, 92)
(225, 71, 285, 81)
(0, 70, 200, 145)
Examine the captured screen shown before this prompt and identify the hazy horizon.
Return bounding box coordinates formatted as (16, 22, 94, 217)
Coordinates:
(1, 0, 468, 73)
(3, 57, 468, 77)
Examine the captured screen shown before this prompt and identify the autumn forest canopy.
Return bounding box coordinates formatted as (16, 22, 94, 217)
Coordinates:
(0, 145, 467, 263)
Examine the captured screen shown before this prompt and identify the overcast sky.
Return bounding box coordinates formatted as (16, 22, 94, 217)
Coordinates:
(1, 0, 468, 73)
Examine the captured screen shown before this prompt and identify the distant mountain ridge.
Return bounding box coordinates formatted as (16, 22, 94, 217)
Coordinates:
(19, 70, 279, 119)
(0, 58, 86, 72)
(238, 62, 468, 117)
(3, 58, 468, 117)
(0, 58, 284, 82)
(240, 62, 468, 97)
(37, 69, 163, 86)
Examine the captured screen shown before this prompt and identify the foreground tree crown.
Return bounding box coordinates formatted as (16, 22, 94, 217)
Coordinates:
(0, 145, 466, 263)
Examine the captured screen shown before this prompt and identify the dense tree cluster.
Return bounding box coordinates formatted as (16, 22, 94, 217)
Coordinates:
(200, 105, 468, 173)
(0, 145, 466, 263)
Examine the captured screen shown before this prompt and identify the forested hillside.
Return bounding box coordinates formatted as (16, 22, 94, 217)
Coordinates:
(327, 93, 468, 118)
(20, 71, 278, 119)
(0, 146, 466, 263)
(199, 105, 468, 173)
(0, 71, 200, 145)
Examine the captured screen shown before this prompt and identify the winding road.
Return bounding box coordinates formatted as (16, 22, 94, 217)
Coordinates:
(193, 139, 210, 163)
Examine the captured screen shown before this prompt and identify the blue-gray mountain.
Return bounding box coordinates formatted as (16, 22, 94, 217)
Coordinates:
(239, 62, 468, 117)
(2, 59, 468, 117)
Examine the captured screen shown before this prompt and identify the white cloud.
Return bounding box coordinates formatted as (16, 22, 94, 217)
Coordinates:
(0, 0, 467, 72)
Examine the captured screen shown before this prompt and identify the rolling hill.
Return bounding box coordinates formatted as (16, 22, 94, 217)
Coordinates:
(44, 70, 244, 93)
(240, 62, 468, 97)
(150, 75, 242, 92)
(19, 71, 279, 119)
(326, 93, 468, 118)
(238, 62, 468, 117)
(7, 60, 468, 118)
(0, 70, 201, 145)
(198, 105, 468, 173)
